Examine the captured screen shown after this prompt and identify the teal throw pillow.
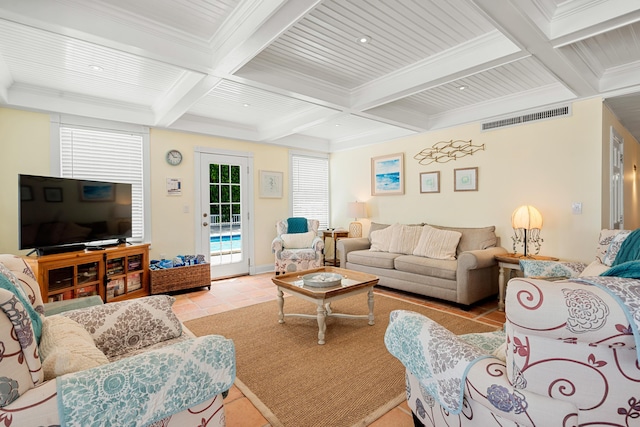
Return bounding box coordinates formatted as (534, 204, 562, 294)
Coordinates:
(287, 217, 308, 234)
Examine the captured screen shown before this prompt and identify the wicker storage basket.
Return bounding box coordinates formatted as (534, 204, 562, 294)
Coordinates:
(150, 263, 211, 294)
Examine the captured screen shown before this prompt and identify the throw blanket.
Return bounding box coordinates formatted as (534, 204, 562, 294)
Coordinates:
(57, 335, 236, 427)
(384, 310, 490, 414)
(573, 276, 640, 361)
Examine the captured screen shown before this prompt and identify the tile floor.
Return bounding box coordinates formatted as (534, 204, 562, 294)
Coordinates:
(171, 273, 506, 427)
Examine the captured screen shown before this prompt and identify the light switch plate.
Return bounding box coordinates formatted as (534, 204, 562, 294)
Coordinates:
(572, 202, 582, 214)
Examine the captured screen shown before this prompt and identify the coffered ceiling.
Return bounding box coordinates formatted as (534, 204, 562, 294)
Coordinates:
(0, 0, 639, 152)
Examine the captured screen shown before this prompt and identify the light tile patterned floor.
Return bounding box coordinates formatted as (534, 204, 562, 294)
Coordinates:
(172, 273, 506, 427)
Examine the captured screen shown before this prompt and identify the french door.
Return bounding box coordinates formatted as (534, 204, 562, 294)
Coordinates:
(610, 127, 624, 229)
(196, 150, 253, 279)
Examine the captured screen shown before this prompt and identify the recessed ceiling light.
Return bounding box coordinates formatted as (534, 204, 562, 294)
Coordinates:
(243, 103, 250, 107)
(88, 65, 103, 71)
(458, 85, 467, 91)
(335, 124, 341, 127)
(357, 35, 371, 44)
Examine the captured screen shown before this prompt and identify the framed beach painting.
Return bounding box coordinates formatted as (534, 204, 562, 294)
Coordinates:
(371, 153, 404, 196)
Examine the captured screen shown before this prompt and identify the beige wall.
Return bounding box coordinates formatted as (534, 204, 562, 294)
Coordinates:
(0, 108, 51, 253)
(331, 98, 605, 263)
(2, 97, 637, 266)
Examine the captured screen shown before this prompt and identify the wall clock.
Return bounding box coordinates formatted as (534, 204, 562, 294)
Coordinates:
(166, 149, 182, 166)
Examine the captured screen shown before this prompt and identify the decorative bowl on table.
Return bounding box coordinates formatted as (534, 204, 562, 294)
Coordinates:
(301, 272, 344, 288)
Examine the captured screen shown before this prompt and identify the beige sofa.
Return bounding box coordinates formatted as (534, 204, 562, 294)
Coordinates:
(337, 223, 507, 306)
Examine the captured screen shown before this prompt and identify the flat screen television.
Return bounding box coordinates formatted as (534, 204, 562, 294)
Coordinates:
(19, 174, 133, 253)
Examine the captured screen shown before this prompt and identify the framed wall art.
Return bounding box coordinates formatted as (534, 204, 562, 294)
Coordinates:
(454, 167, 478, 192)
(371, 153, 404, 196)
(259, 170, 283, 198)
(420, 171, 440, 193)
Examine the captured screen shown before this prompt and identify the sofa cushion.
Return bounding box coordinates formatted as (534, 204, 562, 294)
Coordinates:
(370, 223, 400, 252)
(368, 222, 390, 243)
(413, 225, 461, 260)
(431, 225, 497, 254)
(281, 231, 316, 248)
(394, 255, 457, 280)
(389, 225, 423, 255)
(40, 315, 108, 380)
(348, 250, 400, 269)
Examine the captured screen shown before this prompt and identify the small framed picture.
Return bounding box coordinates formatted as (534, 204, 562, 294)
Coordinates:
(420, 171, 440, 193)
(259, 170, 283, 198)
(371, 153, 404, 196)
(454, 167, 478, 192)
(44, 187, 63, 202)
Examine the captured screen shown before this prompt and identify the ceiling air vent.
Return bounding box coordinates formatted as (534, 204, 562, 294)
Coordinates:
(481, 105, 570, 131)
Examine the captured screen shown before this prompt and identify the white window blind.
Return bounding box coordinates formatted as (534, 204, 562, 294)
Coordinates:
(60, 126, 144, 242)
(291, 153, 329, 230)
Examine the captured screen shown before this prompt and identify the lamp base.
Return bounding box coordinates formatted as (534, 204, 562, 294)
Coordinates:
(349, 221, 362, 238)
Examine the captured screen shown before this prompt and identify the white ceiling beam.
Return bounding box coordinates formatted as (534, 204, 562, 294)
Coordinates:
(350, 31, 522, 111)
(473, 0, 598, 97)
(8, 84, 155, 125)
(153, 74, 221, 128)
(169, 114, 261, 142)
(210, 0, 321, 74)
(259, 108, 343, 142)
(154, 0, 322, 128)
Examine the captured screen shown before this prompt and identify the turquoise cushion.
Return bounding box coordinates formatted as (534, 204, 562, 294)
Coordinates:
(287, 217, 308, 234)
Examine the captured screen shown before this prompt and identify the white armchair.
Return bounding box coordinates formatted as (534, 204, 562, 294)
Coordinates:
(385, 228, 640, 426)
(272, 218, 324, 275)
(0, 254, 236, 427)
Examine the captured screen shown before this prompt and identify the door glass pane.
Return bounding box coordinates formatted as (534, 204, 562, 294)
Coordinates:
(208, 161, 243, 267)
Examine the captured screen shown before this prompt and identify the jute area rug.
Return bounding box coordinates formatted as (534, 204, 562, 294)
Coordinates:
(184, 292, 498, 427)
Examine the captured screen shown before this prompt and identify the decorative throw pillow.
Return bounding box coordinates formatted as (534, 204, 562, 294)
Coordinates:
(595, 229, 629, 264)
(370, 223, 400, 252)
(602, 230, 632, 266)
(580, 260, 610, 277)
(61, 295, 182, 359)
(287, 217, 308, 234)
(281, 231, 316, 249)
(412, 225, 461, 260)
(389, 225, 423, 254)
(40, 316, 108, 380)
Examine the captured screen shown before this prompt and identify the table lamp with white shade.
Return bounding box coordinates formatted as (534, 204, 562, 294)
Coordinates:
(347, 202, 367, 238)
(511, 205, 543, 257)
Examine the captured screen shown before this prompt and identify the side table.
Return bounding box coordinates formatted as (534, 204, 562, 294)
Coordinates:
(321, 229, 349, 267)
(495, 253, 559, 311)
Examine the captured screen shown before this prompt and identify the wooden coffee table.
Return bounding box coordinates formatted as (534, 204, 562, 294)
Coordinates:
(271, 267, 379, 345)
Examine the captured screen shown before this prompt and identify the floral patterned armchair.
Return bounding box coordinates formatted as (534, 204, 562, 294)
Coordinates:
(0, 254, 236, 427)
(271, 218, 324, 275)
(385, 229, 640, 426)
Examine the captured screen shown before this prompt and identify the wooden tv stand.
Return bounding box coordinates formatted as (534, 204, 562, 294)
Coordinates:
(25, 243, 150, 304)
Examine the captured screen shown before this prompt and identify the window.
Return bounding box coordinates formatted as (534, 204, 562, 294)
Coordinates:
(58, 124, 147, 243)
(290, 152, 329, 230)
